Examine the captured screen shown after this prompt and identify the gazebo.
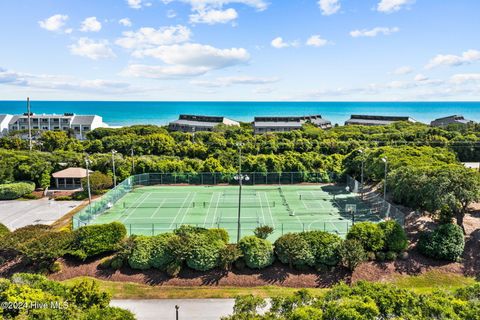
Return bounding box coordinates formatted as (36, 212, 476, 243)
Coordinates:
(52, 167, 92, 190)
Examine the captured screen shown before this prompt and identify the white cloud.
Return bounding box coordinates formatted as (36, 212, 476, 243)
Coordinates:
(271, 37, 299, 49)
(350, 27, 399, 38)
(426, 49, 480, 69)
(161, 0, 268, 11)
(38, 14, 69, 32)
(0, 66, 134, 94)
(318, 0, 341, 16)
(414, 74, 429, 82)
(80, 17, 102, 32)
(190, 8, 238, 24)
(191, 76, 279, 87)
(69, 38, 116, 60)
(392, 66, 413, 75)
(132, 43, 250, 69)
(116, 25, 191, 49)
(119, 18, 132, 27)
(451, 73, 480, 84)
(167, 10, 177, 18)
(121, 64, 210, 78)
(253, 86, 274, 94)
(377, 0, 415, 13)
(306, 35, 328, 47)
(127, 0, 152, 9)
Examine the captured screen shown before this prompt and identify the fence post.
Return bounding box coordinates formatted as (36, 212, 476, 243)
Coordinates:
(303, 223, 305, 232)
(152, 223, 154, 236)
(281, 223, 284, 235)
(129, 224, 132, 236)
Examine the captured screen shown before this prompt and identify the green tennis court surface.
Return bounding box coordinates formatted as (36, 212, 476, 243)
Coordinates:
(89, 185, 381, 241)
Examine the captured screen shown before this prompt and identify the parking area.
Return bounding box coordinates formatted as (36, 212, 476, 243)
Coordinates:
(0, 199, 83, 230)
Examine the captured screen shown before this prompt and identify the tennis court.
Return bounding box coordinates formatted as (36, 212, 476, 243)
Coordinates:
(88, 184, 380, 241)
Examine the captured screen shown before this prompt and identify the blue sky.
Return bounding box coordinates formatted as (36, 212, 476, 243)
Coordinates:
(0, 0, 479, 101)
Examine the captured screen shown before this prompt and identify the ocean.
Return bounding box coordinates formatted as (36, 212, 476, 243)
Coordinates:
(0, 101, 479, 127)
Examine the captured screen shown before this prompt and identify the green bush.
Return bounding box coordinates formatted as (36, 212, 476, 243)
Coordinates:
(385, 251, 397, 261)
(0, 223, 10, 237)
(128, 236, 154, 270)
(254, 225, 274, 239)
(239, 236, 274, 269)
(347, 222, 385, 252)
(110, 256, 123, 270)
(379, 220, 408, 253)
(22, 192, 40, 199)
(186, 233, 225, 271)
(207, 228, 230, 243)
(54, 195, 73, 201)
(166, 261, 182, 277)
(150, 233, 177, 270)
(274, 233, 314, 269)
(417, 223, 465, 261)
(70, 222, 127, 260)
(376, 252, 386, 262)
(339, 239, 367, 271)
(0, 182, 35, 200)
(290, 306, 323, 320)
(219, 244, 243, 271)
(300, 231, 342, 267)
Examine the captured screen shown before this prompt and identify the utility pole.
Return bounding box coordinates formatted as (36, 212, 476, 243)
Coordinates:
(234, 143, 249, 243)
(131, 148, 135, 174)
(112, 149, 117, 187)
(27, 97, 32, 151)
(382, 157, 388, 201)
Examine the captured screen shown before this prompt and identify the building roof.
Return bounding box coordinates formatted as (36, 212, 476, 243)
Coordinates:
(71, 115, 98, 125)
(346, 114, 416, 125)
(253, 115, 331, 128)
(431, 115, 472, 125)
(254, 121, 304, 128)
(52, 168, 92, 179)
(169, 114, 240, 128)
(170, 119, 226, 128)
(0, 115, 11, 123)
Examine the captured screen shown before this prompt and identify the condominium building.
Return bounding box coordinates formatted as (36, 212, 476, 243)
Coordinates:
(431, 115, 475, 127)
(345, 115, 417, 126)
(0, 114, 13, 136)
(169, 114, 240, 132)
(253, 115, 332, 134)
(2, 113, 108, 140)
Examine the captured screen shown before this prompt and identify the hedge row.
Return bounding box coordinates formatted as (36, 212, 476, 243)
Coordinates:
(0, 182, 35, 200)
(418, 223, 465, 261)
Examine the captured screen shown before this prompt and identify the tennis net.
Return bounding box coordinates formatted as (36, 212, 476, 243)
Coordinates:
(203, 201, 276, 208)
(123, 202, 196, 209)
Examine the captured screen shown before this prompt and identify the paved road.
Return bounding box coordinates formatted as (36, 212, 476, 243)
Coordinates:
(0, 199, 82, 230)
(111, 299, 235, 320)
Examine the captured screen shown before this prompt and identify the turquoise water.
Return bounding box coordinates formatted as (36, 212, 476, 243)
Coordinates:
(0, 101, 479, 126)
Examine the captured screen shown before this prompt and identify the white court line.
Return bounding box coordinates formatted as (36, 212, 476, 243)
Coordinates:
(258, 192, 266, 225)
(122, 192, 151, 223)
(178, 191, 197, 225)
(210, 192, 221, 228)
(263, 192, 276, 229)
(150, 199, 166, 219)
(168, 192, 192, 229)
(202, 193, 215, 227)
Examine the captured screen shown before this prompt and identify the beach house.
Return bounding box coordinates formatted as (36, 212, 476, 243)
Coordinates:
(0, 114, 13, 137)
(253, 115, 332, 134)
(345, 115, 417, 126)
(430, 115, 475, 127)
(5, 113, 108, 140)
(168, 114, 240, 132)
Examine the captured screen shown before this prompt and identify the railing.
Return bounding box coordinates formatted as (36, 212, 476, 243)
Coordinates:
(346, 174, 405, 226)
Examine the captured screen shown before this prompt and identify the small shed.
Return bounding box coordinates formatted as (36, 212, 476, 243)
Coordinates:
(52, 167, 92, 190)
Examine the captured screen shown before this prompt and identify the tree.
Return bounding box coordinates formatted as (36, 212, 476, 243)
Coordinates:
(38, 131, 70, 152)
(82, 171, 112, 193)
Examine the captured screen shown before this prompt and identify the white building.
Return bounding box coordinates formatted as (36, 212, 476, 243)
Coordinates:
(345, 115, 417, 126)
(2, 113, 108, 140)
(253, 115, 332, 134)
(169, 114, 240, 132)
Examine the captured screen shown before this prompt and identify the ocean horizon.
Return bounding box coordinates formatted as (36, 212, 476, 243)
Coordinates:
(0, 101, 479, 127)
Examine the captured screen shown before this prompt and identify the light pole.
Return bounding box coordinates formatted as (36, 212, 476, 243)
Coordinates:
(130, 148, 135, 174)
(27, 97, 32, 152)
(358, 149, 365, 199)
(111, 149, 117, 187)
(85, 157, 92, 211)
(234, 143, 249, 243)
(175, 305, 180, 320)
(381, 157, 388, 200)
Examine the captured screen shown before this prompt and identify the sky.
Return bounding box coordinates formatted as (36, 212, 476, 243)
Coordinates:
(0, 0, 479, 101)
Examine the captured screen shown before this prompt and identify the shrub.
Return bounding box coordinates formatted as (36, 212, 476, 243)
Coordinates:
(50, 261, 62, 273)
(239, 236, 275, 269)
(379, 220, 408, 253)
(166, 261, 182, 277)
(300, 231, 342, 267)
(347, 222, 385, 252)
(150, 233, 177, 270)
(128, 236, 154, 270)
(417, 223, 465, 261)
(68, 280, 110, 309)
(376, 252, 386, 262)
(274, 233, 314, 269)
(22, 192, 40, 199)
(81, 172, 112, 193)
(110, 256, 123, 270)
(54, 195, 73, 201)
(338, 239, 366, 271)
(207, 228, 230, 243)
(19, 230, 74, 265)
(234, 258, 246, 270)
(385, 251, 397, 261)
(219, 244, 242, 271)
(186, 233, 225, 271)
(0, 223, 10, 237)
(70, 222, 126, 260)
(85, 306, 136, 320)
(254, 225, 274, 239)
(290, 306, 323, 320)
(0, 182, 35, 200)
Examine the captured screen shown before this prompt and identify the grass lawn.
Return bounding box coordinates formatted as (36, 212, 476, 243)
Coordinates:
(61, 271, 477, 299)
